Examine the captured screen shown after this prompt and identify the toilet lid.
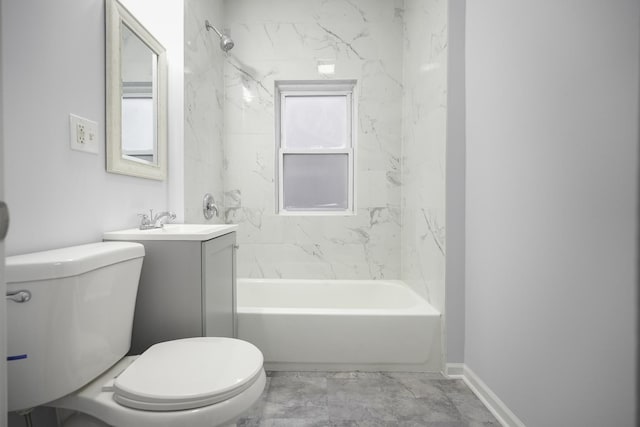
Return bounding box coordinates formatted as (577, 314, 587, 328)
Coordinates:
(113, 337, 264, 411)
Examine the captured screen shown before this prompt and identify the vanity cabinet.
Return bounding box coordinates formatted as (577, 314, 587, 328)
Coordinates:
(104, 229, 236, 354)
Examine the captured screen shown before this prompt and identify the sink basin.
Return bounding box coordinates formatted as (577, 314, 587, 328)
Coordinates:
(103, 224, 238, 241)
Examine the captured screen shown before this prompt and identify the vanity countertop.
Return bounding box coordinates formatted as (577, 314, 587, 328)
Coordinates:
(103, 224, 238, 241)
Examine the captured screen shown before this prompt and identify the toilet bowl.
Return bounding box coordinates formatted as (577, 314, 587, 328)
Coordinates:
(51, 338, 266, 427)
(6, 242, 265, 427)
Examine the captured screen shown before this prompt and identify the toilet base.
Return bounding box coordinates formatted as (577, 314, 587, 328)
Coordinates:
(49, 356, 266, 427)
(61, 412, 241, 427)
(61, 411, 241, 427)
(60, 411, 108, 427)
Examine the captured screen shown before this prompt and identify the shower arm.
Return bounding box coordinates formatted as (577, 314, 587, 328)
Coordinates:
(205, 20, 224, 38)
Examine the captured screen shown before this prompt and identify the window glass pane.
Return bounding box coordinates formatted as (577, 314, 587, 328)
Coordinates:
(122, 98, 155, 157)
(283, 154, 348, 210)
(284, 96, 348, 149)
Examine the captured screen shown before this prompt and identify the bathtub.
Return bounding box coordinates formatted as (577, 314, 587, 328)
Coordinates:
(237, 279, 442, 372)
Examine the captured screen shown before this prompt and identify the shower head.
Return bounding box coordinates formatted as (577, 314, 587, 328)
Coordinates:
(205, 20, 235, 52)
(219, 34, 235, 52)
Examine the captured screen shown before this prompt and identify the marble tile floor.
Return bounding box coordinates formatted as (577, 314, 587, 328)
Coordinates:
(237, 371, 500, 427)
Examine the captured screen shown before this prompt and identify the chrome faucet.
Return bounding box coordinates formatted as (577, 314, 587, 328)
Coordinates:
(153, 210, 176, 227)
(138, 210, 176, 230)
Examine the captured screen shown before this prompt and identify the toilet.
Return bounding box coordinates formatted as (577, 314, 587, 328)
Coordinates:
(5, 241, 266, 427)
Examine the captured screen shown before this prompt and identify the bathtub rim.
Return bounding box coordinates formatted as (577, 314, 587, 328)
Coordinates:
(236, 278, 441, 317)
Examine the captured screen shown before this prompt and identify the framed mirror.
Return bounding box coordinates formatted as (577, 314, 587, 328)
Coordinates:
(106, 0, 167, 180)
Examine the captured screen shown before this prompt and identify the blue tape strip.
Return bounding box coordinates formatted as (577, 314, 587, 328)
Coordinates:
(7, 354, 27, 361)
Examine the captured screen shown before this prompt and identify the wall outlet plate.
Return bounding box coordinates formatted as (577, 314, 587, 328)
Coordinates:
(69, 114, 99, 154)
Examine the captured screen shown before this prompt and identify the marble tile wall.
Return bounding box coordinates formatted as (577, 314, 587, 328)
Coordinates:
(222, 0, 404, 279)
(184, 0, 226, 223)
(184, 0, 447, 315)
(400, 0, 448, 315)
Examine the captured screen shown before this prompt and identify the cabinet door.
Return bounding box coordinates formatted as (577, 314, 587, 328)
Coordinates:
(202, 232, 236, 338)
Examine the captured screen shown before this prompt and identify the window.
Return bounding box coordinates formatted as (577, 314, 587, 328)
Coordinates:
(275, 80, 356, 215)
(121, 80, 157, 164)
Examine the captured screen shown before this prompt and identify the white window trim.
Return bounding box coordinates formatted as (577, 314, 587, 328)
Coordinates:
(275, 80, 357, 216)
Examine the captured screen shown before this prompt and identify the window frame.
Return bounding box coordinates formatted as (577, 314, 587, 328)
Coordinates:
(275, 80, 357, 216)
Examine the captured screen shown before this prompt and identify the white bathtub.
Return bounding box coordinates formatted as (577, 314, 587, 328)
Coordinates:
(237, 279, 442, 372)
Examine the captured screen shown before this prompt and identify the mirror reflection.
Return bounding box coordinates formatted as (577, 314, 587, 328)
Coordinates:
(121, 24, 158, 165)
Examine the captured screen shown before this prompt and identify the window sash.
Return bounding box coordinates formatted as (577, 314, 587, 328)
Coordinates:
(280, 91, 352, 151)
(278, 148, 354, 215)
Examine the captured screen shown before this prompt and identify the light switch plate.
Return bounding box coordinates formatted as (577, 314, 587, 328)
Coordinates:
(69, 114, 99, 154)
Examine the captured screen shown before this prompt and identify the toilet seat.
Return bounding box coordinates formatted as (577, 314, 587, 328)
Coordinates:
(113, 337, 264, 411)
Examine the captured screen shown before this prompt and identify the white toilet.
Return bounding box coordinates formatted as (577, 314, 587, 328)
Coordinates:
(5, 241, 266, 427)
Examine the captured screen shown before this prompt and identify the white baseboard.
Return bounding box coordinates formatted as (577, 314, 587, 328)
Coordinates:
(445, 362, 465, 377)
(445, 363, 526, 427)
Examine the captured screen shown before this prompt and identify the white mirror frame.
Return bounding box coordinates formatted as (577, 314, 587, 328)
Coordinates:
(106, 0, 167, 180)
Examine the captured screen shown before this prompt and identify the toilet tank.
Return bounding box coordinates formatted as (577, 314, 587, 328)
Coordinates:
(5, 242, 145, 412)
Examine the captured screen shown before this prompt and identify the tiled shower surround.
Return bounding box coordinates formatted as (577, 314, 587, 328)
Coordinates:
(223, 0, 404, 280)
(184, 0, 447, 340)
(401, 0, 448, 313)
(184, 0, 226, 222)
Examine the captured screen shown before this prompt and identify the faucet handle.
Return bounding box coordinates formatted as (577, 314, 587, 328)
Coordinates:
(137, 213, 152, 229)
(203, 193, 219, 219)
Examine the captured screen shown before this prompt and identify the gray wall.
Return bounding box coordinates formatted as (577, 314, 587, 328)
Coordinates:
(445, 0, 465, 364)
(2, 0, 182, 425)
(465, 1, 638, 426)
(1, 0, 183, 257)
